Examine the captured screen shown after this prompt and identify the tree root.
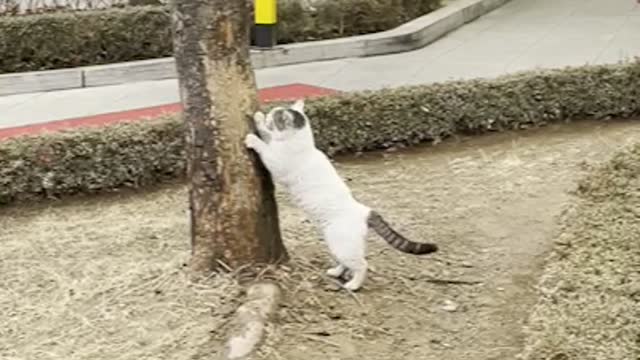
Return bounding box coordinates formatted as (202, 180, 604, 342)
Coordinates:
(221, 281, 281, 360)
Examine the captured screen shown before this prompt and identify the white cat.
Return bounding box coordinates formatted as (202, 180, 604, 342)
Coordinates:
(244, 99, 438, 291)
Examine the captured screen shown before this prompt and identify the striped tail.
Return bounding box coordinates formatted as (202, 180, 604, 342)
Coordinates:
(367, 210, 438, 255)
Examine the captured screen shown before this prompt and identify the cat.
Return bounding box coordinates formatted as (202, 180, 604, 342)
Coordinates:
(244, 99, 438, 291)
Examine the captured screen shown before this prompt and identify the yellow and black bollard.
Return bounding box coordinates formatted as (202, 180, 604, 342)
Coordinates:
(254, 0, 277, 48)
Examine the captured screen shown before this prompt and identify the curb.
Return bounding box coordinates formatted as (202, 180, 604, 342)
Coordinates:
(0, 83, 338, 140)
(0, 0, 511, 96)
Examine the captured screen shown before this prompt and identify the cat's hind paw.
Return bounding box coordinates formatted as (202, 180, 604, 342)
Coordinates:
(326, 265, 346, 278)
(342, 266, 366, 292)
(343, 279, 363, 292)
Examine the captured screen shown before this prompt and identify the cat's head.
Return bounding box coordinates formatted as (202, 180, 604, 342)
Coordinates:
(264, 99, 308, 137)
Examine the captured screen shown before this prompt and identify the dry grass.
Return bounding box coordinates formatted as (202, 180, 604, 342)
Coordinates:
(0, 189, 243, 359)
(1, 119, 640, 360)
(519, 143, 640, 360)
(0, 182, 433, 359)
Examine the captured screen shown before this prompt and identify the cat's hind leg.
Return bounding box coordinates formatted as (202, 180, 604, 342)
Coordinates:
(323, 219, 368, 291)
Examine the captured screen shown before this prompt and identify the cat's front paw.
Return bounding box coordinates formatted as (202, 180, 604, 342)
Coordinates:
(253, 111, 266, 127)
(244, 133, 262, 149)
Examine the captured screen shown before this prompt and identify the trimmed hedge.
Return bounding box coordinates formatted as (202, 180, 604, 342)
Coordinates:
(0, 0, 440, 73)
(1, 61, 639, 205)
(277, 0, 441, 43)
(0, 7, 173, 73)
(0, 6, 174, 73)
(520, 142, 640, 360)
(0, 118, 185, 204)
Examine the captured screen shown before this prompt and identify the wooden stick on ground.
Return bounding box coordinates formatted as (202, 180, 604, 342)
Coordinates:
(221, 281, 282, 360)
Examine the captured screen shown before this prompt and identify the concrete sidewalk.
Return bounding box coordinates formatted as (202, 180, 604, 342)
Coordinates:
(1, 0, 639, 130)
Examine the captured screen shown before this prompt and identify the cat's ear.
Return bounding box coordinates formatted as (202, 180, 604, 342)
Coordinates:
(291, 99, 305, 113)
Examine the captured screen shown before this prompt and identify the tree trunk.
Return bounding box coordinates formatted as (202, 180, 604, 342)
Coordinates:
(171, 0, 288, 273)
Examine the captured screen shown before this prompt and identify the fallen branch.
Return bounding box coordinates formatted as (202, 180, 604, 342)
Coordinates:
(221, 281, 282, 360)
(325, 277, 364, 307)
(300, 334, 341, 347)
(424, 277, 483, 286)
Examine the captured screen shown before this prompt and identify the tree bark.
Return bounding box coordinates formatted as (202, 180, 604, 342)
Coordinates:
(171, 0, 288, 273)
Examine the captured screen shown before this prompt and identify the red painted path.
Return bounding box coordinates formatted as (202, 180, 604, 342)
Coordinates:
(0, 83, 337, 140)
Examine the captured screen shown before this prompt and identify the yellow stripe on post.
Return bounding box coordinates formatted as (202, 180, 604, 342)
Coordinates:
(254, 0, 277, 48)
(255, 0, 277, 25)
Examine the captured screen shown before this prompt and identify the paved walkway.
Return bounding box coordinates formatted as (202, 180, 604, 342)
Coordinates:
(1, 0, 639, 130)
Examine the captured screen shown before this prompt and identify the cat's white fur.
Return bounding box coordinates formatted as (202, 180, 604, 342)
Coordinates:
(244, 99, 371, 290)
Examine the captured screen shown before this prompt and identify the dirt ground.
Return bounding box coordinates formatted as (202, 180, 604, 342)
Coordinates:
(1, 119, 639, 360)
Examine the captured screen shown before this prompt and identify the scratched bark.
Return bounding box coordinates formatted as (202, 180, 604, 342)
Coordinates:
(171, 0, 288, 272)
